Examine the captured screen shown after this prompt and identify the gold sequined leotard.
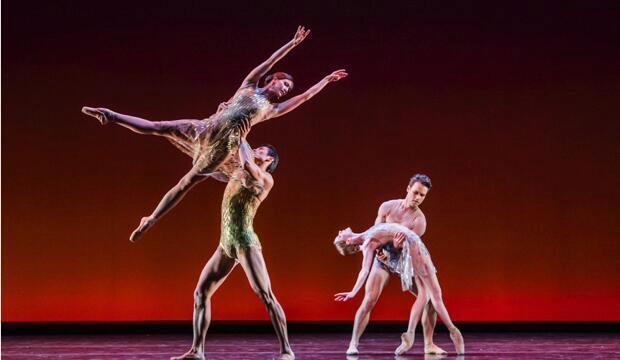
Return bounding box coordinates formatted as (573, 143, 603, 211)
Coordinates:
(167, 88, 272, 177)
(219, 170, 264, 258)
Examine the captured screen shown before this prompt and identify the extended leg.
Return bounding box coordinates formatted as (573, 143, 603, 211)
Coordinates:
(395, 276, 427, 355)
(420, 272, 464, 354)
(237, 246, 294, 360)
(171, 247, 237, 360)
(82, 106, 202, 136)
(130, 166, 210, 241)
(407, 280, 444, 354)
(421, 301, 446, 354)
(347, 261, 389, 355)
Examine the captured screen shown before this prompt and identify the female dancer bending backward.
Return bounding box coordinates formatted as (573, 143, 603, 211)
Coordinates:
(82, 26, 347, 241)
(334, 224, 464, 355)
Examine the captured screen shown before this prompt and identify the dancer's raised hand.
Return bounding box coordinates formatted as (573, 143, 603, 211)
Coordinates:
(292, 25, 310, 45)
(238, 118, 251, 136)
(324, 69, 348, 82)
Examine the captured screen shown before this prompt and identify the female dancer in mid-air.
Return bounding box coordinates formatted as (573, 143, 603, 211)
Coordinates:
(82, 26, 347, 241)
(334, 224, 465, 355)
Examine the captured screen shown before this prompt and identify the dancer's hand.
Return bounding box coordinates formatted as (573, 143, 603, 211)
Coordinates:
(130, 216, 154, 242)
(239, 118, 251, 135)
(334, 291, 355, 302)
(394, 232, 406, 249)
(82, 106, 111, 125)
(324, 69, 348, 82)
(376, 249, 388, 262)
(292, 25, 310, 45)
(217, 101, 229, 113)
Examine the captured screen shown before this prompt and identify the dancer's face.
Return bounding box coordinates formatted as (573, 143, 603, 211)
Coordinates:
(265, 78, 294, 99)
(405, 182, 429, 209)
(253, 146, 273, 166)
(339, 228, 360, 245)
(334, 228, 361, 256)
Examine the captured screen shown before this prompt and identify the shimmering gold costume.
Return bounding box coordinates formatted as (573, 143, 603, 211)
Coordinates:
(219, 170, 265, 258)
(167, 88, 272, 178)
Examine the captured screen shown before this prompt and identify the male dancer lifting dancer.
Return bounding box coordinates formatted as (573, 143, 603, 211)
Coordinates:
(334, 174, 446, 355)
(81, 26, 346, 241)
(172, 141, 293, 360)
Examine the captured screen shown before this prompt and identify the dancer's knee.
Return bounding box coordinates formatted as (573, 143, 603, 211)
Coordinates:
(194, 289, 207, 307)
(429, 292, 443, 307)
(361, 294, 379, 311)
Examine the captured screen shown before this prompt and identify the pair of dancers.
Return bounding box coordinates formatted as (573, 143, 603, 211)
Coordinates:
(334, 174, 464, 355)
(84, 26, 342, 360)
(83, 26, 462, 358)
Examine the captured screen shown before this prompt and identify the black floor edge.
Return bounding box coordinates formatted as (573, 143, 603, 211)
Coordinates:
(2, 321, 618, 335)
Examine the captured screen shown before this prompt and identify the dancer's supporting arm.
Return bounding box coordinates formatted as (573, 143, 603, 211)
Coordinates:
(334, 238, 379, 302)
(239, 26, 310, 89)
(239, 140, 255, 168)
(129, 166, 208, 242)
(239, 140, 270, 187)
(375, 203, 390, 260)
(266, 69, 348, 119)
(375, 202, 388, 225)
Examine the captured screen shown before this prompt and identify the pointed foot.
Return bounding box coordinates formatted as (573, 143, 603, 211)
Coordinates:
(346, 344, 359, 355)
(130, 216, 153, 242)
(450, 328, 465, 355)
(395, 332, 414, 355)
(276, 351, 295, 360)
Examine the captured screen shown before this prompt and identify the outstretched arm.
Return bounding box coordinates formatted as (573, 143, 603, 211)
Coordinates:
(129, 168, 208, 242)
(334, 241, 377, 302)
(268, 69, 348, 119)
(239, 26, 310, 89)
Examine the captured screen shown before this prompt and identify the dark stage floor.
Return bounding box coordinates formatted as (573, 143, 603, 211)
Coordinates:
(2, 332, 619, 359)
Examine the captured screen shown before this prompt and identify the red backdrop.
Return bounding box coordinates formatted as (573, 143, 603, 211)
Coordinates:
(3, 1, 619, 322)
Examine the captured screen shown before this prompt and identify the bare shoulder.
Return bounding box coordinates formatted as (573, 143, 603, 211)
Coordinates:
(380, 199, 400, 212)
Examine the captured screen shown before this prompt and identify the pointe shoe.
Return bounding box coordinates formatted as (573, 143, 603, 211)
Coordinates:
(394, 332, 414, 355)
(450, 328, 465, 355)
(82, 106, 112, 125)
(345, 345, 359, 355)
(276, 352, 295, 360)
(130, 216, 153, 242)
